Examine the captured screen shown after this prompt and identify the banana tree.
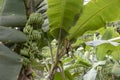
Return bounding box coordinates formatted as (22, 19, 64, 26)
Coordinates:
(1, 0, 120, 80)
(47, 0, 120, 80)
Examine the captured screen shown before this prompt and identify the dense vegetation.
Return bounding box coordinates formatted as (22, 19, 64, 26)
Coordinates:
(0, 0, 120, 80)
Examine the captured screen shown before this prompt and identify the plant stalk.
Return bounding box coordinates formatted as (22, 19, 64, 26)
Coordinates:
(48, 41, 54, 63)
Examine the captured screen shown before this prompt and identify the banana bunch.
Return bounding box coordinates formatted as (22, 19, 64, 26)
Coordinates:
(30, 30, 41, 40)
(21, 12, 44, 66)
(23, 25, 33, 34)
(27, 12, 44, 27)
(20, 41, 41, 60)
(20, 47, 30, 57)
(23, 26, 41, 41)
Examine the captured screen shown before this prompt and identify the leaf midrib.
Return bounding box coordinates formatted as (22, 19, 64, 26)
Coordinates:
(59, 0, 66, 28)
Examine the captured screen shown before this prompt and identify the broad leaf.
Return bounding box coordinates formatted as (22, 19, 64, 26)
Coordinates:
(65, 56, 91, 70)
(0, 0, 26, 27)
(111, 46, 120, 61)
(0, 26, 27, 43)
(54, 71, 73, 80)
(54, 72, 63, 80)
(86, 40, 120, 47)
(32, 60, 44, 71)
(86, 40, 120, 60)
(83, 61, 106, 80)
(37, 32, 52, 50)
(47, 0, 84, 39)
(102, 27, 119, 40)
(0, 44, 22, 80)
(96, 43, 120, 60)
(68, 0, 120, 39)
(64, 70, 73, 80)
(102, 27, 114, 40)
(83, 68, 97, 80)
(36, 0, 49, 32)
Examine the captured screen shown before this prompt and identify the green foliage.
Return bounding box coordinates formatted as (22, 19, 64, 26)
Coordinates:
(88, 40, 120, 61)
(96, 43, 114, 60)
(0, 26, 27, 43)
(68, 0, 120, 39)
(54, 70, 73, 80)
(47, 0, 84, 39)
(0, 44, 22, 80)
(111, 46, 120, 61)
(54, 72, 63, 80)
(112, 64, 120, 77)
(0, 0, 27, 27)
(64, 70, 73, 80)
(102, 27, 119, 40)
(102, 27, 114, 40)
(65, 56, 91, 70)
(1, 0, 120, 80)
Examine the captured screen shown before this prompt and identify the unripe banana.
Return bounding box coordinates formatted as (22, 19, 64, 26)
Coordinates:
(23, 57, 30, 67)
(27, 12, 44, 26)
(20, 49, 29, 57)
(32, 30, 41, 40)
(23, 25, 33, 33)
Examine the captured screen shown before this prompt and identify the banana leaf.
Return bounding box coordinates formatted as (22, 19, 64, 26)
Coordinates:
(54, 70, 73, 80)
(47, 0, 84, 39)
(86, 40, 120, 60)
(0, 44, 22, 80)
(102, 27, 119, 40)
(54, 72, 63, 80)
(0, 26, 27, 43)
(0, 0, 26, 27)
(96, 43, 120, 60)
(68, 0, 120, 40)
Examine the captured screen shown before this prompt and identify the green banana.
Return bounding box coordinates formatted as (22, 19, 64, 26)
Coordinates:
(31, 30, 41, 40)
(27, 12, 44, 26)
(23, 25, 33, 34)
(20, 48, 29, 57)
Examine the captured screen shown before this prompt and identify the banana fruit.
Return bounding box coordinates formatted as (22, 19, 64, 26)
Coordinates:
(27, 12, 44, 26)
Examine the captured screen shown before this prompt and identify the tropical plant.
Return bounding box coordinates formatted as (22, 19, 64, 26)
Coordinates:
(0, 0, 120, 80)
(46, 0, 120, 79)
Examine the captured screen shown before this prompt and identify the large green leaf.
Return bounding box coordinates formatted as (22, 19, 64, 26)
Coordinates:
(54, 72, 63, 80)
(102, 27, 119, 40)
(0, 0, 26, 27)
(96, 43, 120, 60)
(0, 44, 22, 80)
(0, 26, 27, 43)
(96, 43, 114, 60)
(47, 0, 83, 39)
(64, 70, 73, 80)
(86, 40, 120, 60)
(54, 71, 73, 80)
(68, 0, 120, 39)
